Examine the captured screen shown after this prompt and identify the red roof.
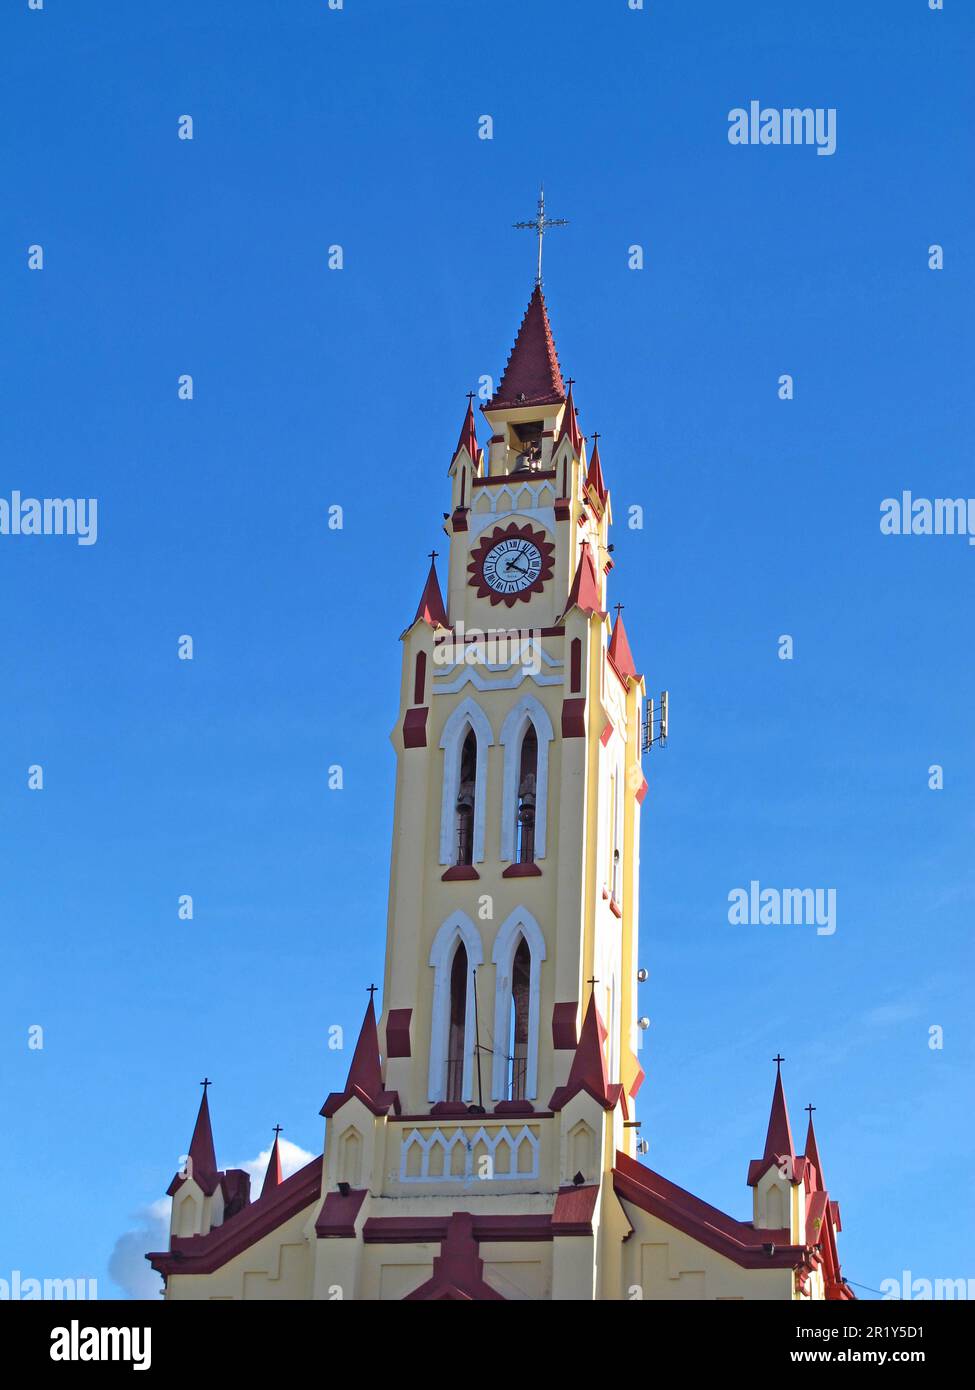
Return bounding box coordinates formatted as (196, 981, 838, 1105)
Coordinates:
(608, 612, 637, 681)
(411, 558, 448, 628)
(613, 1152, 812, 1272)
(150, 1156, 324, 1278)
(486, 285, 566, 410)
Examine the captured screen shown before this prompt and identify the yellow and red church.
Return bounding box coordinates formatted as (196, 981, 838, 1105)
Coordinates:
(148, 284, 854, 1301)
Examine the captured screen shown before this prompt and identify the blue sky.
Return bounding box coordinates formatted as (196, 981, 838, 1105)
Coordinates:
(1, 0, 971, 1300)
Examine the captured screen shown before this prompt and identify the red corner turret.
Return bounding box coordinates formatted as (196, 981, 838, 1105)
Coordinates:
(168, 1081, 220, 1197)
(411, 556, 448, 629)
(802, 1106, 827, 1194)
(556, 379, 584, 456)
(549, 994, 624, 1112)
(585, 436, 608, 507)
(560, 541, 604, 621)
(451, 396, 481, 471)
(608, 610, 638, 682)
(320, 996, 400, 1119)
(486, 285, 566, 410)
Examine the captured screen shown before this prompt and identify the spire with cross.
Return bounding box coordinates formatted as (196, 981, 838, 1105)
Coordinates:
(513, 186, 569, 287)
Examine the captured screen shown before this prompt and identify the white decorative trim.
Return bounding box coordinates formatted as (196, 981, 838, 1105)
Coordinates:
(399, 1125, 539, 1183)
(432, 645, 564, 695)
(491, 907, 546, 1101)
(438, 698, 494, 865)
(428, 912, 484, 1103)
(470, 504, 557, 537)
(498, 695, 554, 862)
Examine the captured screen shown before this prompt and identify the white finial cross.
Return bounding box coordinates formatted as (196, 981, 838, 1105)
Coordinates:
(513, 186, 569, 287)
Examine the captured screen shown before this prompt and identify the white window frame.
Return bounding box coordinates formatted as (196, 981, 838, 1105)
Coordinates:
(490, 907, 546, 1102)
(428, 911, 484, 1102)
(498, 695, 554, 863)
(439, 698, 494, 866)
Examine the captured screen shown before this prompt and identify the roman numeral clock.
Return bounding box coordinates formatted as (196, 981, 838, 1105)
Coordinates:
(468, 521, 555, 606)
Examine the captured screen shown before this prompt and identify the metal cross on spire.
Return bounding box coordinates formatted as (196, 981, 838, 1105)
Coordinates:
(513, 186, 569, 287)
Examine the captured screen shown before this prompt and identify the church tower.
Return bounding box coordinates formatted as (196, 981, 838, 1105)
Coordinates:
(148, 277, 854, 1302)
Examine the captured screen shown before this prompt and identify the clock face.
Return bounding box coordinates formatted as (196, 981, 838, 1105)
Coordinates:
(468, 522, 555, 608)
(483, 537, 543, 594)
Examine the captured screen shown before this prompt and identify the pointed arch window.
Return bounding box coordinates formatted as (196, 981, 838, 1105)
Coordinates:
(439, 700, 493, 867)
(429, 913, 483, 1103)
(454, 730, 476, 866)
(491, 908, 546, 1102)
(515, 728, 537, 864)
(446, 943, 469, 1101)
(508, 938, 531, 1100)
(499, 696, 554, 864)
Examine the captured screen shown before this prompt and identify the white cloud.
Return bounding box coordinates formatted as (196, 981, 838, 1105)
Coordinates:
(108, 1199, 169, 1300)
(108, 1142, 317, 1299)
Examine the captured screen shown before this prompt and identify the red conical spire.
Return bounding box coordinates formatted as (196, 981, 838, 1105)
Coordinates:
(261, 1128, 283, 1198)
(320, 993, 400, 1119)
(487, 285, 566, 410)
(557, 380, 584, 456)
(747, 1057, 797, 1186)
(549, 993, 624, 1112)
(804, 1108, 825, 1193)
(188, 1085, 217, 1184)
(411, 555, 448, 628)
(585, 437, 608, 505)
(561, 540, 603, 619)
(168, 1079, 221, 1196)
(452, 395, 480, 469)
(763, 1057, 796, 1165)
(608, 610, 637, 680)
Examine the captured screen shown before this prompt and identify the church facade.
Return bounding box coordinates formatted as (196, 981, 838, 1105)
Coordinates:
(148, 285, 853, 1302)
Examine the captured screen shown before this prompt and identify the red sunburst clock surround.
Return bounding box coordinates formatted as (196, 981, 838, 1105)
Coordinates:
(467, 521, 556, 608)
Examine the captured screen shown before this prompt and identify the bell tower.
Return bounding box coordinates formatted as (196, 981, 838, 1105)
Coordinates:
(382, 280, 648, 1149)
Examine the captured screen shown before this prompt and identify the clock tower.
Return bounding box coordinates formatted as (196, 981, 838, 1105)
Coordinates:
(385, 280, 648, 1153)
(150, 279, 854, 1303)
